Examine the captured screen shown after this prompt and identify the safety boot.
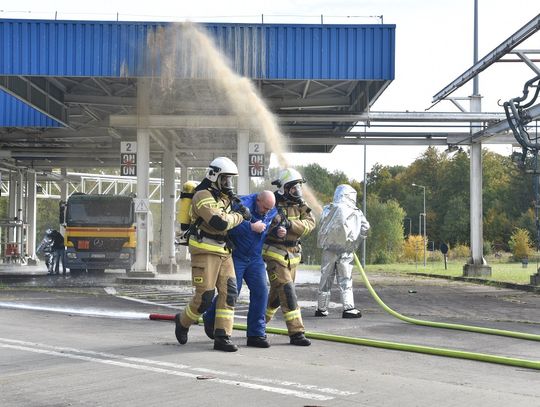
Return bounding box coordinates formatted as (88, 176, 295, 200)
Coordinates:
(246, 336, 270, 348)
(342, 308, 362, 319)
(314, 309, 329, 317)
(289, 332, 311, 346)
(203, 315, 215, 340)
(174, 313, 189, 345)
(214, 336, 239, 352)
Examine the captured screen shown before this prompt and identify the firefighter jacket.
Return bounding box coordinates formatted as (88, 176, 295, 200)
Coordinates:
(188, 189, 244, 256)
(263, 198, 316, 267)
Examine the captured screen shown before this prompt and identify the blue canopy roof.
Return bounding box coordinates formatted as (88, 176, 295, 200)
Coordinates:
(0, 19, 394, 80)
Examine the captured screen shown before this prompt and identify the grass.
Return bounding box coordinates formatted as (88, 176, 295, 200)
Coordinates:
(362, 257, 538, 285)
(303, 254, 538, 285)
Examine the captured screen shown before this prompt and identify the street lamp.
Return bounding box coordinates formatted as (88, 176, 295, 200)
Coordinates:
(412, 183, 426, 267)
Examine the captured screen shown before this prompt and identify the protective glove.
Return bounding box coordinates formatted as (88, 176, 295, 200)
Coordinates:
(279, 216, 292, 230)
(237, 204, 252, 221)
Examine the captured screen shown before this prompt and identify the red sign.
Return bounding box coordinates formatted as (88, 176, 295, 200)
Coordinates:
(249, 154, 265, 177)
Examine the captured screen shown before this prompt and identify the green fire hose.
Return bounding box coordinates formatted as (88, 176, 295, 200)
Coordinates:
(351, 253, 540, 342)
(153, 254, 540, 369)
(229, 253, 540, 370)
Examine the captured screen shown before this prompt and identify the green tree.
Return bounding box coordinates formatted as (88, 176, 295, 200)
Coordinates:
(365, 196, 405, 264)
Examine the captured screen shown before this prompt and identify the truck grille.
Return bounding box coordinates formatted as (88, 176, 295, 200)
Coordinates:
(69, 237, 129, 252)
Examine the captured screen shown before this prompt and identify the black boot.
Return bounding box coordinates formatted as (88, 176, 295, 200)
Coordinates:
(246, 336, 270, 348)
(214, 336, 239, 352)
(342, 308, 362, 319)
(289, 332, 311, 346)
(203, 315, 215, 340)
(174, 313, 189, 345)
(314, 309, 329, 317)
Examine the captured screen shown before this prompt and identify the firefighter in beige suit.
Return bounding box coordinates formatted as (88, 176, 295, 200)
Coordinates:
(263, 168, 315, 346)
(174, 157, 250, 352)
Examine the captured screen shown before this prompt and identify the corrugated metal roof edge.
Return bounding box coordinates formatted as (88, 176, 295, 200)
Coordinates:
(0, 18, 395, 29)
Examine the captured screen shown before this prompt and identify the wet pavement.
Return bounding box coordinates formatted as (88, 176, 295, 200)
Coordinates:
(1, 261, 540, 406)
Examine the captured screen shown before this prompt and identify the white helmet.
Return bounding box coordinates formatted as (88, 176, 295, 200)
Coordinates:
(206, 157, 238, 194)
(272, 168, 305, 201)
(333, 184, 357, 208)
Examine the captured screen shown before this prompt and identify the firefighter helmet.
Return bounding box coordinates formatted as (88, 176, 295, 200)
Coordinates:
(272, 168, 305, 201)
(206, 157, 238, 194)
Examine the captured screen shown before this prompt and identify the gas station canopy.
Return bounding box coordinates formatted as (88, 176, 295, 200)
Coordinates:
(0, 19, 395, 170)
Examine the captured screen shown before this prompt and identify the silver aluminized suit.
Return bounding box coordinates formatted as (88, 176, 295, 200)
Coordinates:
(316, 184, 370, 313)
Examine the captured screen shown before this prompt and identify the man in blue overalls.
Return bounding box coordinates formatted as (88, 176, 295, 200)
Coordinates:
(204, 190, 277, 348)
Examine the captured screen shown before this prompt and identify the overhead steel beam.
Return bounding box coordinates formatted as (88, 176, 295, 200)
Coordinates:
(511, 50, 540, 75)
(288, 131, 470, 138)
(280, 112, 505, 122)
(65, 94, 136, 107)
(287, 138, 448, 146)
(110, 114, 240, 128)
(0, 76, 69, 125)
(110, 112, 505, 128)
(269, 96, 350, 109)
(470, 102, 540, 143)
(433, 14, 540, 102)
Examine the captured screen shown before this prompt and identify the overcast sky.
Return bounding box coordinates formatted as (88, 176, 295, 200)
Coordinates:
(2, 1, 539, 180)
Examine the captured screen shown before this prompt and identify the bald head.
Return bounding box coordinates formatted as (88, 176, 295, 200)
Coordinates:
(256, 190, 276, 215)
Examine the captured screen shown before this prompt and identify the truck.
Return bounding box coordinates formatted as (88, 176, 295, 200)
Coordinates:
(60, 193, 136, 274)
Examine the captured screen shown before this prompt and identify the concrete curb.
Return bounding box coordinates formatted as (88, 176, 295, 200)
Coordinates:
(410, 272, 540, 293)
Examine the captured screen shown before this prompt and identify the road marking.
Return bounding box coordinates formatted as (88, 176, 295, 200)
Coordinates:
(0, 338, 333, 401)
(0, 338, 353, 399)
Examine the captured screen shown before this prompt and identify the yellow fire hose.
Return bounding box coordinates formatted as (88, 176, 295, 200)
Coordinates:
(229, 253, 540, 370)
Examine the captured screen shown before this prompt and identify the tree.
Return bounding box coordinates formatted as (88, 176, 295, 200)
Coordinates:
(402, 234, 425, 263)
(508, 228, 532, 261)
(365, 196, 405, 264)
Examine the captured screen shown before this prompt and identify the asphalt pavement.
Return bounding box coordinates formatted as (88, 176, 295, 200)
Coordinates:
(1, 261, 539, 406)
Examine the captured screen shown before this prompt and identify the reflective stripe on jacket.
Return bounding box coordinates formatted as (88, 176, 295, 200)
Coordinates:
(262, 243, 302, 267)
(263, 199, 315, 266)
(188, 188, 243, 256)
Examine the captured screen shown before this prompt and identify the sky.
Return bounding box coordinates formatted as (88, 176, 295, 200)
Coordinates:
(2, 0, 539, 180)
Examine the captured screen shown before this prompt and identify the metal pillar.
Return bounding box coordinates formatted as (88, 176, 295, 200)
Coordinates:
(157, 139, 178, 274)
(131, 78, 155, 276)
(175, 165, 189, 263)
(463, 102, 492, 276)
(8, 171, 17, 242)
(237, 130, 250, 195)
(60, 168, 68, 236)
(27, 170, 37, 263)
(17, 171, 24, 223)
(463, 0, 491, 277)
(131, 127, 154, 275)
(361, 144, 367, 267)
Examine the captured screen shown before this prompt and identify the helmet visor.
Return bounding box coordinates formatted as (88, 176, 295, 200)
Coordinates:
(219, 174, 234, 193)
(288, 183, 303, 199)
